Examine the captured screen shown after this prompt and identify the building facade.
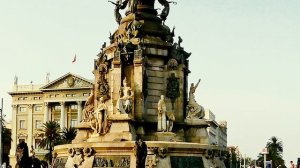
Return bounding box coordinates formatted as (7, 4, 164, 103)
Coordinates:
(8, 73, 93, 166)
(204, 109, 228, 149)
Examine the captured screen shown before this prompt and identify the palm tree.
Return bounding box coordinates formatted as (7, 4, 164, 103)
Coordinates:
(266, 136, 285, 168)
(257, 136, 286, 168)
(38, 121, 61, 164)
(61, 127, 77, 144)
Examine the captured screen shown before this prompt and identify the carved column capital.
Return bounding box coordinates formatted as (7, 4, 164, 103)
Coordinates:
(44, 102, 49, 106)
(60, 102, 65, 106)
(76, 101, 82, 105)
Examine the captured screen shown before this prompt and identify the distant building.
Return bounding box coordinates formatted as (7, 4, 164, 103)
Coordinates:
(8, 73, 93, 166)
(204, 109, 227, 149)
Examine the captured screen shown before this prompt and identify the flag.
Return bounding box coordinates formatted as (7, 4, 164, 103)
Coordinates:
(72, 54, 77, 63)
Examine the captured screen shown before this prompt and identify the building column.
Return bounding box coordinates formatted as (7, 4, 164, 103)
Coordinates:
(60, 102, 65, 130)
(9, 105, 17, 161)
(77, 101, 82, 124)
(43, 102, 49, 123)
(27, 104, 33, 148)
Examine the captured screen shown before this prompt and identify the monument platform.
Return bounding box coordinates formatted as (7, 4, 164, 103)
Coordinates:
(53, 141, 226, 168)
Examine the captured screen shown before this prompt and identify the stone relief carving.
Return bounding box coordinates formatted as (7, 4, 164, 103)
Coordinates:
(48, 76, 91, 89)
(166, 73, 180, 109)
(117, 78, 134, 114)
(93, 156, 130, 168)
(186, 79, 205, 119)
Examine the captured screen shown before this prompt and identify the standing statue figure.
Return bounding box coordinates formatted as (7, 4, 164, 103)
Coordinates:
(96, 97, 108, 134)
(186, 79, 205, 119)
(14, 75, 18, 85)
(90, 97, 108, 135)
(157, 95, 167, 132)
(117, 78, 134, 114)
(109, 0, 126, 24)
(109, 0, 137, 20)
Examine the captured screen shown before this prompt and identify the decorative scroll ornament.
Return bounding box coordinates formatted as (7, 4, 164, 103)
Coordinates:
(166, 73, 180, 109)
(68, 147, 94, 167)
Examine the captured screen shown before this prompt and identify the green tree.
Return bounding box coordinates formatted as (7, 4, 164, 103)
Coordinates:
(1, 120, 12, 165)
(61, 127, 77, 144)
(38, 121, 61, 164)
(257, 136, 286, 168)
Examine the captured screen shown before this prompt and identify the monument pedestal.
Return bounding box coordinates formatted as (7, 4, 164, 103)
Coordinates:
(87, 114, 136, 142)
(72, 122, 93, 143)
(153, 132, 176, 141)
(184, 119, 209, 144)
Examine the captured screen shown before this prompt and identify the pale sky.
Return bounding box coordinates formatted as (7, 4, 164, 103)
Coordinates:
(1, 0, 300, 165)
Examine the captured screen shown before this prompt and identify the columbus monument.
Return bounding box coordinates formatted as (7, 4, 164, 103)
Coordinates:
(53, 0, 227, 167)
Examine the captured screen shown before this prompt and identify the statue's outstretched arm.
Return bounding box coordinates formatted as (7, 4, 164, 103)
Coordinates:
(194, 79, 201, 90)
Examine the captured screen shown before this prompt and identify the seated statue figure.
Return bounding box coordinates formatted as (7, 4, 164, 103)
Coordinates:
(117, 78, 134, 114)
(82, 90, 95, 122)
(186, 79, 205, 119)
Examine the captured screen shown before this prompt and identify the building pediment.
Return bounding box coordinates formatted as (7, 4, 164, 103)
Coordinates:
(40, 73, 93, 91)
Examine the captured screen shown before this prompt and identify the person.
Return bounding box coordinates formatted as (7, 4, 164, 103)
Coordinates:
(291, 161, 295, 168)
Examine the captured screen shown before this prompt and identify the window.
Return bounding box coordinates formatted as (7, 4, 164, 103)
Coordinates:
(19, 120, 26, 129)
(18, 97, 23, 100)
(70, 119, 77, 127)
(19, 107, 26, 112)
(35, 106, 42, 111)
(23, 97, 28, 100)
(66, 94, 72, 97)
(35, 120, 42, 129)
(33, 97, 39, 100)
(70, 105, 78, 110)
(54, 105, 61, 111)
(50, 95, 55, 98)
(35, 139, 41, 149)
(55, 94, 60, 97)
(83, 93, 90, 97)
(19, 139, 25, 143)
(72, 94, 76, 97)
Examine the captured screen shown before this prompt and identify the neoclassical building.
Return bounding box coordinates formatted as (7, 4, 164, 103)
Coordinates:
(8, 73, 93, 165)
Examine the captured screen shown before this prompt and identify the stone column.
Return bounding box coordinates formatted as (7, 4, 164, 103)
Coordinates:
(60, 102, 65, 129)
(112, 51, 121, 114)
(133, 49, 144, 120)
(9, 105, 17, 161)
(27, 104, 33, 148)
(77, 101, 82, 124)
(43, 102, 49, 123)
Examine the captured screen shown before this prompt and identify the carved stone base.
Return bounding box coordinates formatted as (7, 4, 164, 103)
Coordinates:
(153, 132, 176, 141)
(184, 119, 209, 144)
(72, 122, 93, 143)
